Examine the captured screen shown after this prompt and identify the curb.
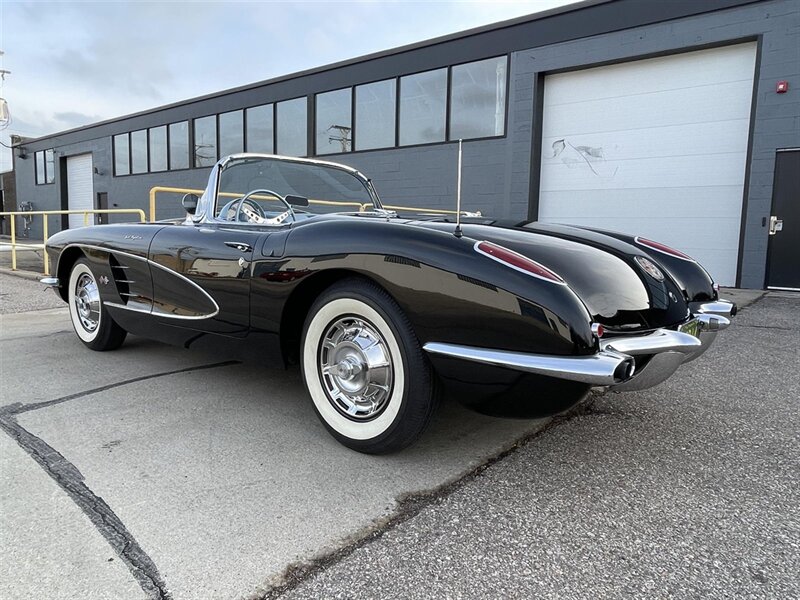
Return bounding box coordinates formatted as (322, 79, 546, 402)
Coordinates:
(0, 267, 44, 281)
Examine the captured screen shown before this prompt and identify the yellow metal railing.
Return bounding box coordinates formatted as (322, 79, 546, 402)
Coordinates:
(148, 186, 480, 222)
(0, 208, 146, 274)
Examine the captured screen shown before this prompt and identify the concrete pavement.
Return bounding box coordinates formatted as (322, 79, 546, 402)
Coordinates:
(0, 289, 550, 600)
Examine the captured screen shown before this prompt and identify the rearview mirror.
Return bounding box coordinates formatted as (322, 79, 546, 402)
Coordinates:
(285, 194, 309, 207)
(182, 193, 200, 215)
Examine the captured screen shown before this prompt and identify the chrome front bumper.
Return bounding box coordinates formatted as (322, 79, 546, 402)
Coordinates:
(424, 298, 735, 392)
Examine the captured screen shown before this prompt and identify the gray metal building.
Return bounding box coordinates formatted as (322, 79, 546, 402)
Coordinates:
(11, 0, 800, 289)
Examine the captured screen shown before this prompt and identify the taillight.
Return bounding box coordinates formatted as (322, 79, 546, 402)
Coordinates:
(475, 241, 566, 284)
(634, 237, 695, 262)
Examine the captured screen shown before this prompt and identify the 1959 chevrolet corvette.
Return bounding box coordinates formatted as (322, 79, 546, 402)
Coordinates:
(43, 153, 736, 453)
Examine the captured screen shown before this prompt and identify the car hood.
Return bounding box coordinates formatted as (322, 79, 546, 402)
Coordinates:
(407, 219, 690, 331)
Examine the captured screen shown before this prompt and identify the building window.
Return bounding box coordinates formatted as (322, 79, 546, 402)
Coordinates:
(449, 56, 507, 140)
(399, 68, 447, 146)
(35, 149, 56, 184)
(131, 129, 148, 174)
(169, 121, 189, 170)
(355, 79, 396, 151)
(113, 134, 130, 176)
(149, 126, 168, 172)
(44, 149, 55, 183)
(35, 151, 46, 184)
(246, 104, 274, 153)
(276, 97, 307, 157)
(316, 88, 351, 155)
(219, 110, 244, 158)
(194, 115, 218, 167)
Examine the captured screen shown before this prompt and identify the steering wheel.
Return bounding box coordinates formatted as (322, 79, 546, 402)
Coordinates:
(231, 189, 295, 225)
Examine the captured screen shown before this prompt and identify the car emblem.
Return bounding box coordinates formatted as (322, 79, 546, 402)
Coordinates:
(124, 234, 143, 240)
(99, 275, 109, 285)
(634, 256, 665, 282)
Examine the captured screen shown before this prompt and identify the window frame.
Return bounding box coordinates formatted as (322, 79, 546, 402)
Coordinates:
(148, 125, 168, 173)
(168, 120, 191, 172)
(447, 55, 509, 142)
(245, 103, 275, 155)
(397, 67, 449, 148)
(113, 133, 131, 177)
(275, 96, 309, 158)
(34, 151, 45, 185)
(128, 128, 149, 175)
(107, 53, 510, 175)
(218, 109, 245, 158)
(353, 77, 398, 152)
(315, 87, 353, 155)
(193, 114, 219, 169)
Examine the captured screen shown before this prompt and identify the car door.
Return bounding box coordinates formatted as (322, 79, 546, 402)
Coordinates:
(148, 222, 266, 336)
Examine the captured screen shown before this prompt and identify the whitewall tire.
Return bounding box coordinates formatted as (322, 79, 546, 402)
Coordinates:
(68, 258, 127, 351)
(301, 279, 436, 454)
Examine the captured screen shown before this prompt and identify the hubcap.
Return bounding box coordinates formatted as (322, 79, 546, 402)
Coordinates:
(74, 272, 100, 333)
(319, 317, 393, 420)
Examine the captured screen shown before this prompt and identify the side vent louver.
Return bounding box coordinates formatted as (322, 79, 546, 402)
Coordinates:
(109, 255, 134, 304)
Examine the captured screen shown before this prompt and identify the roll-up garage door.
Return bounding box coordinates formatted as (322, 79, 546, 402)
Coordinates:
(538, 43, 757, 286)
(66, 153, 94, 229)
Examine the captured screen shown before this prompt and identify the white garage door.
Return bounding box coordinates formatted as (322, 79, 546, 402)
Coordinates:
(66, 153, 94, 229)
(539, 43, 757, 286)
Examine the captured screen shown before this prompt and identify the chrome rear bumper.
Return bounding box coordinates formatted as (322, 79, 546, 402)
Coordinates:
(423, 298, 734, 392)
(423, 343, 636, 386)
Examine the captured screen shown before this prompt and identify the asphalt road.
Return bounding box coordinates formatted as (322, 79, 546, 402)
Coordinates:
(279, 293, 800, 599)
(1, 279, 795, 600)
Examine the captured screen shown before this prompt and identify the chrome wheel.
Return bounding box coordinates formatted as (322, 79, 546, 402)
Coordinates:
(319, 316, 393, 420)
(74, 272, 100, 333)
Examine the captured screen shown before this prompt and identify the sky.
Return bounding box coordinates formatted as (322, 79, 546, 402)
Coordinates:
(0, 0, 582, 173)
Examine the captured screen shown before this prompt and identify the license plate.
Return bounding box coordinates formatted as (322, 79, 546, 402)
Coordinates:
(679, 319, 702, 338)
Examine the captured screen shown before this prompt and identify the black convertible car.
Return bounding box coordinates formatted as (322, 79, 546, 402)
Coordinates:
(43, 154, 735, 453)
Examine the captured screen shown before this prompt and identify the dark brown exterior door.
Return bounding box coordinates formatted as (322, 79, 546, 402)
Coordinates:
(766, 149, 800, 290)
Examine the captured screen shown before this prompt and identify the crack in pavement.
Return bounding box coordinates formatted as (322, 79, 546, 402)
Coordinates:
(254, 398, 598, 599)
(0, 410, 172, 600)
(734, 324, 797, 331)
(5, 360, 240, 415)
(0, 360, 241, 599)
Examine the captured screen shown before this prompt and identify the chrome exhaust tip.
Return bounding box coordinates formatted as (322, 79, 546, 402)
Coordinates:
(613, 356, 636, 382)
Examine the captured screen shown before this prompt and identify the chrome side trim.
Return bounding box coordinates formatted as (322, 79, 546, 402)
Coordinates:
(61, 243, 220, 320)
(600, 329, 702, 356)
(40, 277, 60, 288)
(150, 305, 220, 320)
(105, 301, 152, 315)
(423, 342, 635, 386)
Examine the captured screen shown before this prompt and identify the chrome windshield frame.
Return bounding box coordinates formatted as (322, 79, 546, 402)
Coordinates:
(192, 153, 382, 225)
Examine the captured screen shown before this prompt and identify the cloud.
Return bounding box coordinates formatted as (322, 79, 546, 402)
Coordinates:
(0, 0, 581, 173)
(52, 111, 105, 129)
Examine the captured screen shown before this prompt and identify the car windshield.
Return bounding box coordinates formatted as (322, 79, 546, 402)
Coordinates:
(215, 156, 378, 219)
